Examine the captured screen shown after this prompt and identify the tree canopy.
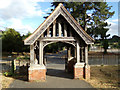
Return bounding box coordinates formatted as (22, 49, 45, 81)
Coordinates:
(2, 28, 31, 53)
(47, 1, 115, 53)
(2, 28, 23, 52)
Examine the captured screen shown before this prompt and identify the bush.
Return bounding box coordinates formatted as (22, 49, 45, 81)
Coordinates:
(3, 72, 13, 77)
(16, 56, 22, 60)
(16, 55, 30, 60)
(24, 55, 30, 60)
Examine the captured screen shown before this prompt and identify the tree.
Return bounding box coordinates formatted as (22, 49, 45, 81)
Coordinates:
(22, 31, 32, 40)
(94, 22, 110, 53)
(44, 42, 65, 53)
(110, 35, 120, 43)
(48, 1, 114, 53)
(2, 28, 23, 53)
(22, 31, 32, 52)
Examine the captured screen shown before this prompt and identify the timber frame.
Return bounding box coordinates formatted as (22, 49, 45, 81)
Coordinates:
(24, 3, 94, 81)
(24, 3, 94, 45)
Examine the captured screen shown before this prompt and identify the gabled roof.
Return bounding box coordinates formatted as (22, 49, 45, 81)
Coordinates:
(24, 3, 94, 45)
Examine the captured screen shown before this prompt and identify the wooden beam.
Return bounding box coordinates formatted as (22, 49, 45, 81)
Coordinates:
(81, 47, 84, 62)
(70, 28, 72, 37)
(41, 34, 44, 37)
(74, 48, 76, 58)
(58, 21, 62, 37)
(76, 41, 80, 63)
(53, 20, 56, 37)
(64, 23, 67, 37)
(85, 46, 88, 64)
(30, 45, 34, 65)
(39, 37, 75, 42)
(68, 47, 71, 60)
(39, 41, 43, 65)
(47, 27, 50, 37)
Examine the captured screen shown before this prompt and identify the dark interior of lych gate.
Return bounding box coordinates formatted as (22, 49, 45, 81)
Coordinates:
(43, 42, 75, 79)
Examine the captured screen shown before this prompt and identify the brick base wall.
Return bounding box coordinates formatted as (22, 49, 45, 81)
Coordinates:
(74, 63, 84, 79)
(74, 63, 90, 79)
(85, 65, 90, 79)
(74, 67, 84, 79)
(28, 65, 46, 82)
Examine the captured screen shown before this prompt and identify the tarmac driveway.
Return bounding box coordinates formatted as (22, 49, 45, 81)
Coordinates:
(9, 65, 94, 88)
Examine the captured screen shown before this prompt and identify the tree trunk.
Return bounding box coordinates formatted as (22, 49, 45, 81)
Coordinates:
(104, 48, 107, 54)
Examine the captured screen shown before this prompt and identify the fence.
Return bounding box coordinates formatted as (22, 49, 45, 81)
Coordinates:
(88, 54, 120, 65)
(2, 52, 120, 73)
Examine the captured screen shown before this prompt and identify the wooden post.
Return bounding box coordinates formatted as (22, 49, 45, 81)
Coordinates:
(74, 41, 85, 79)
(64, 23, 67, 37)
(69, 28, 72, 37)
(58, 21, 62, 37)
(68, 47, 71, 60)
(85, 46, 88, 64)
(84, 46, 90, 79)
(76, 41, 80, 63)
(74, 48, 76, 58)
(53, 20, 56, 37)
(39, 41, 43, 65)
(81, 47, 84, 62)
(30, 45, 35, 65)
(41, 34, 44, 37)
(47, 27, 50, 37)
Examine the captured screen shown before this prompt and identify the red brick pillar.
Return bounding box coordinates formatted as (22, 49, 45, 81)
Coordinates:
(85, 64, 90, 79)
(28, 65, 46, 82)
(74, 63, 84, 79)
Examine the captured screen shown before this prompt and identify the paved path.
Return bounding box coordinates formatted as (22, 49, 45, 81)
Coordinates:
(9, 52, 94, 88)
(9, 65, 94, 88)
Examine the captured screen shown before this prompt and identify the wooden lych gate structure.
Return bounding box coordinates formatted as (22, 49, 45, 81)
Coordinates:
(24, 3, 94, 82)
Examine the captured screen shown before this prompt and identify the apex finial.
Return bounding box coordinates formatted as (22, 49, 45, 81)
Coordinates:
(59, 3, 63, 6)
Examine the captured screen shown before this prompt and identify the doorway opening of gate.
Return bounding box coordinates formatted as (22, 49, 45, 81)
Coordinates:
(43, 42, 75, 79)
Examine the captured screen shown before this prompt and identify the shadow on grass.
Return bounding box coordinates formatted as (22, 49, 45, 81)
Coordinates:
(3, 64, 74, 82)
(12, 65, 29, 81)
(3, 65, 29, 82)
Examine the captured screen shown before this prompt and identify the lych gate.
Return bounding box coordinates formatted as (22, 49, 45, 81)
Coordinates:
(24, 3, 94, 82)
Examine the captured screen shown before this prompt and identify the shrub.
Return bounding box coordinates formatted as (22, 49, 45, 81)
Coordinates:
(16, 55, 30, 60)
(3, 72, 13, 77)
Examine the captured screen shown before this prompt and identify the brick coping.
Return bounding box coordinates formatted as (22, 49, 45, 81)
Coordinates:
(29, 64, 46, 70)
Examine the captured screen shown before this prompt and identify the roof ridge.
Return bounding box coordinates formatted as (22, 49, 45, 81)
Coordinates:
(24, 3, 94, 45)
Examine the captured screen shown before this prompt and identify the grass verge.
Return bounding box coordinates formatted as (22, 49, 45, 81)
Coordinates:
(85, 65, 119, 89)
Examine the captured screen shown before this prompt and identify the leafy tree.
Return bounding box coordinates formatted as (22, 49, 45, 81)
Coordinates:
(94, 22, 110, 53)
(51, 2, 114, 33)
(22, 31, 32, 52)
(108, 35, 120, 49)
(2, 28, 23, 53)
(22, 31, 32, 40)
(110, 35, 120, 43)
(44, 42, 65, 53)
(47, 1, 114, 53)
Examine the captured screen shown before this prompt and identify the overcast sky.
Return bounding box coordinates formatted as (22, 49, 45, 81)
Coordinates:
(0, 0, 119, 37)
